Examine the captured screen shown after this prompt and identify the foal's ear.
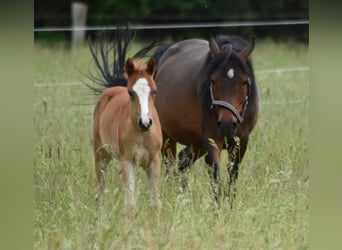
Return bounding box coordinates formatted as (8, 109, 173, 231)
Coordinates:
(146, 57, 156, 76)
(240, 37, 255, 60)
(125, 58, 135, 76)
(209, 35, 221, 56)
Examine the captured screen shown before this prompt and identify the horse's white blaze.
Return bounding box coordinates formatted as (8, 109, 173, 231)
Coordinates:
(133, 78, 151, 126)
(227, 68, 234, 78)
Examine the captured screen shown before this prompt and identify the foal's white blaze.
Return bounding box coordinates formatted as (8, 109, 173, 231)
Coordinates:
(133, 78, 152, 126)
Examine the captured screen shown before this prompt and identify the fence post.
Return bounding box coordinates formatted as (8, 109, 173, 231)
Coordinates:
(71, 2, 88, 46)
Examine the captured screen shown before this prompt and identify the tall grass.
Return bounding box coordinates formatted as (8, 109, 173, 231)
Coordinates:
(34, 40, 308, 249)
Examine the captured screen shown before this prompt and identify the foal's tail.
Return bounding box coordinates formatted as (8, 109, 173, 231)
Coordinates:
(85, 26, 133, 94)
(85, 25, 157, 94)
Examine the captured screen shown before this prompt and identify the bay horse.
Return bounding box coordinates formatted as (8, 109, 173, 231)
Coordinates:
(152, 35, 259, 200)
(88, 30, 162, 211)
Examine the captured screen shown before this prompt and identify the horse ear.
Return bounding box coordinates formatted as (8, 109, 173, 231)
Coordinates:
(240, 37, 255, 60)
(146, 57, 156, 76)
(209, 36, 221, 56)
(125, 58, 135, 76)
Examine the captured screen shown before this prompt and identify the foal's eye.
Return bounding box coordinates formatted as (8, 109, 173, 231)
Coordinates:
(128, 90, 135, 100)
(151, 90, 157, 97)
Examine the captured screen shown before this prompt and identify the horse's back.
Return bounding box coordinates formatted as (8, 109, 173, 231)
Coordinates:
(158, 39, 208, 67)
(155, 39, 210, 146)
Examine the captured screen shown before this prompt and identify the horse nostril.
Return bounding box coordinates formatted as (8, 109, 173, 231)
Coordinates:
(217, 120, 238, 138)
(228, 121, 237, 134)
(217, 120, 221, 128)
(138, 118, 144, 127)
(148, 119, 152, 127)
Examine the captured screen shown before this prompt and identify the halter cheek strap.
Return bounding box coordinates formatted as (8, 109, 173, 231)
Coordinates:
(209, 78, 251, 124)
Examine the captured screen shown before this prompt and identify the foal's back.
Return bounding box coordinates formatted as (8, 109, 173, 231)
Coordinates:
(93, 86, 129, 157)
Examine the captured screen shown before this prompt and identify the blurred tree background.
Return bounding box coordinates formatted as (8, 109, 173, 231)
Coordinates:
(34, 0, 309, 43)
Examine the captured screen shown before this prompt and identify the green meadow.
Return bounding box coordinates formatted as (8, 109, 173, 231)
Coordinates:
(34, 39, 308, 249)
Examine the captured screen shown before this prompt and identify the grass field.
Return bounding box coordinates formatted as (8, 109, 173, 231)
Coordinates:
(34, 39, 309, 249)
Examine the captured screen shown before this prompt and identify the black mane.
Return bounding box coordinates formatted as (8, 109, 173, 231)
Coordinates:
(200, 35, 255, 105)
(207, 35, 251, 76)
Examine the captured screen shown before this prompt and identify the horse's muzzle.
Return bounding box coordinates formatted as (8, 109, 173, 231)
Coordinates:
(138, 118, 152, 132)
(217, 120, 237, 138)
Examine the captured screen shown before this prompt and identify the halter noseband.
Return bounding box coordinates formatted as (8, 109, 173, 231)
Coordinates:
(209, 78, 251, 124)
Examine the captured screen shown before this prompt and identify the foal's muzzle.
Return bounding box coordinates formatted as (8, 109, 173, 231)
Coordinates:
(217, 120, 237, 138)
(138, 117, 152, 132)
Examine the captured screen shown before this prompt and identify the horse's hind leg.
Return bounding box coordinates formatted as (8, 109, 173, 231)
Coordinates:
(145, 156, 162, 212)
(94, 148, 111, 201)
(178, 146, 204, 188)
(161, 133, 177, 177)
(178, 146, 203, 171)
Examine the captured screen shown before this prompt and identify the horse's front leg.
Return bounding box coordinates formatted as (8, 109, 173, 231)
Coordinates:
(204, 139, 223, 202)
(226, 136, 248, 199)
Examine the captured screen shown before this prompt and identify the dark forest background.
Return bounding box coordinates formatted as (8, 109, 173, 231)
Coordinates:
(34, 0, 309, 43)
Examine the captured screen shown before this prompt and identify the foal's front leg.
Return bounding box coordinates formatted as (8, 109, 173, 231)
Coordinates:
(120, 160, 136, 212)
(145, 156, 162, 212)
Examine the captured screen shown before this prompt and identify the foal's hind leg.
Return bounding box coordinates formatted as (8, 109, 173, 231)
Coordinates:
(94, 148, 111, 201)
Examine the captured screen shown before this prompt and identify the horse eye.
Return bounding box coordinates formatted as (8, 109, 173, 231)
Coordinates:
(151, 90, 157, 97)
(244, 79, 250, 85)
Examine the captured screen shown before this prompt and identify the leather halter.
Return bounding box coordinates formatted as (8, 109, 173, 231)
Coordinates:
(209, 78, 251, 124)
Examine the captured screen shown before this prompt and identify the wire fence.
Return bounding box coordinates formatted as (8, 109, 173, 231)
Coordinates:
(34, 19, 309, 32)
(34, 20, 309, 105)
(34, 65, 309, 106)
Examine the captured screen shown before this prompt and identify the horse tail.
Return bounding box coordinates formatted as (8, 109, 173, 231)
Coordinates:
(152, 44, 172, 65)
(85, 25, 135, 94)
